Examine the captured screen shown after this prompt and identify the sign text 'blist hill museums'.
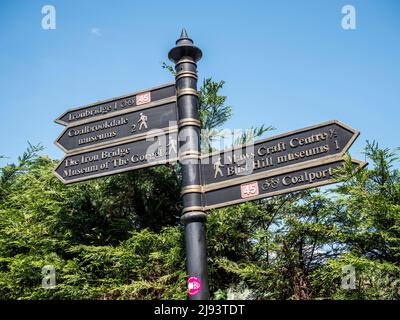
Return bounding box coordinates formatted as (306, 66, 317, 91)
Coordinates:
(200, 120, 362, 210)
(201, 120, 358, 186)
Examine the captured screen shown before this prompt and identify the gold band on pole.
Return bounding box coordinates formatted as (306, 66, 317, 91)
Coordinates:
(176, 59, 197, 66)
(178, 118, 201, 127)
(182, 206, 204, 214)
(176, 71, 198, 81)
(179, 151, 201, 161)
(177, 88, 199, 98)
(181, 185, 203, 196)
(180, 150, 201, 156)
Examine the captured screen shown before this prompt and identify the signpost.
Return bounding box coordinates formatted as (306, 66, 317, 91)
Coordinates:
(55, 101, 177, 153)
(54, 130, 178, 184)
(168, 29, 210, 300)
(53, 29, 366, 300)
(202, 156, 366, 210)
(200, 120, 359, 187)
(55, 83, 176, 126)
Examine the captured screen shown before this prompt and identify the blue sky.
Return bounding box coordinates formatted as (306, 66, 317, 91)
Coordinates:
(0, 0, 399, 166)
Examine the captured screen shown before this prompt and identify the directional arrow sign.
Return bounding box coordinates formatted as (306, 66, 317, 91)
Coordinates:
(55, 101, 178, 153)
(200, 120, 359, 189)
(54, 130, 178, 184)
(55, 83, 176, 126)
(202, 156, 366, 210)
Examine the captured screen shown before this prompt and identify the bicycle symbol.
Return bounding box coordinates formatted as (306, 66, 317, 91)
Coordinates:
(262, 177, 279, 190)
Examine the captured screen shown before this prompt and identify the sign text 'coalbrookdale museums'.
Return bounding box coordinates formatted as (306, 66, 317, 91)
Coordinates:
(53, 83, 179, 184)
(55, 101, 177, 153)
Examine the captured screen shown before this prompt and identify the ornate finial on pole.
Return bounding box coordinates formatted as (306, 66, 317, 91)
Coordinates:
(168, 29, 202, 63)
(168, 30, 209, 300)
(179, 28, 190, 41)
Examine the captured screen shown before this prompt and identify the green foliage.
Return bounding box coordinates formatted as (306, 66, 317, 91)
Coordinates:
(234, 125, 275, 146)
(0, 71, 399, 300)
(0, 138, 399, 300)
(0, 142, 44, 202)
(205, 141, 400, 300)
(161, 64, 270, 153)
(161, 62, 176, 76)
(198, 78, 272, 152)
(198, 78, 233, 131)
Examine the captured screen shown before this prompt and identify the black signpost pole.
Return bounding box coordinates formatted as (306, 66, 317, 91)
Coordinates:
(168, 29, 210, 300)
(53, 27, 364, 301)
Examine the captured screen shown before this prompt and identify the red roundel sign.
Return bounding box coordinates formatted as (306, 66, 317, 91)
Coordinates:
(187, 276, 202, 296)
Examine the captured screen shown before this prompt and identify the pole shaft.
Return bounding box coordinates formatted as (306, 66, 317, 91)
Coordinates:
(176, 56, 209, 300)
(169, 30, 209, 300)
